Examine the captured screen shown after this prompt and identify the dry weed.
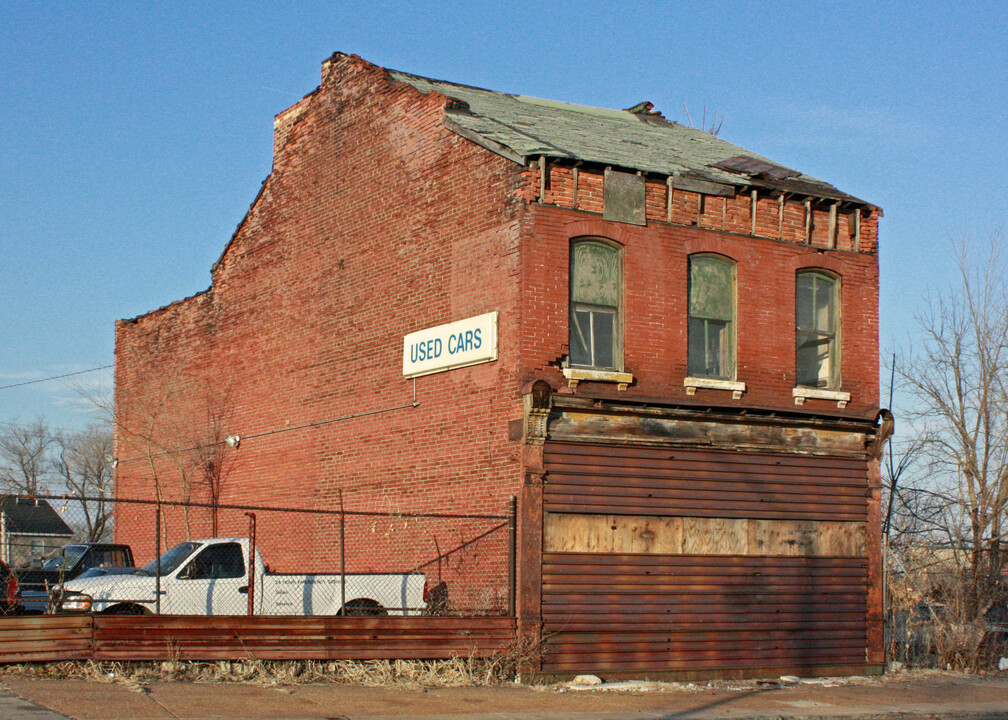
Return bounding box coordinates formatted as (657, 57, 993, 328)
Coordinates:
(887, 545, 1008, 670)
(0, 630, 544, 687)
(0, 646, 530, 687)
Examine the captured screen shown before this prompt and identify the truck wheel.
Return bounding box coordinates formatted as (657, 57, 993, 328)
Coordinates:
(103, 603, 149, 616)
(339, 599, 387, 616)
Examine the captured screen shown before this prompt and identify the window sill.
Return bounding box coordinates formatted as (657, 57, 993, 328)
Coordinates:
(684, 377, 746, 399)
(562, 367, 633, 391)
(793, 386, 851, 409)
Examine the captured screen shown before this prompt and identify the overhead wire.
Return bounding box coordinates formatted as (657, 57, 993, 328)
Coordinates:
(112, 377, 421, 466)
(0, 365, 113, 391)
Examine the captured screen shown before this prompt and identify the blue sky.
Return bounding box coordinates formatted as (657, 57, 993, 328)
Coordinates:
(2, 1, 1006, 431)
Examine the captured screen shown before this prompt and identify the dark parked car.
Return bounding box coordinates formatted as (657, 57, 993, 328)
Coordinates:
(75, 566, 138, 580)
(18, 543, 133, 613)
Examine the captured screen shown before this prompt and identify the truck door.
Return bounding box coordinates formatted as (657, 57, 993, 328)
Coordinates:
(168, 542, 249, 615)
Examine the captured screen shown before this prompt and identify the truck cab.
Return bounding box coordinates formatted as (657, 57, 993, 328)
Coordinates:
(19, 543, 134, 613)
(155, 539, 257, 615)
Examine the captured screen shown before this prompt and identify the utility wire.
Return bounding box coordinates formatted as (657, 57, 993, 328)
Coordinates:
(0, 365, 113, 391)
(114, 379, 420, 466)
(0, 420, 98, 435)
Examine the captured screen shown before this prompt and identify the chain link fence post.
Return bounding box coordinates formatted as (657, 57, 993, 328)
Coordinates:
(155, 499, 161, 615)
(508, 495, 516, 617)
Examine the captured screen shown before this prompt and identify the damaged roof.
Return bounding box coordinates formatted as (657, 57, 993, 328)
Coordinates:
(389, 70, 872, 208)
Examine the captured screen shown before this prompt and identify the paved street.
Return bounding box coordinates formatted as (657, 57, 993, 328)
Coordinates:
(1, 671, 1007, 719)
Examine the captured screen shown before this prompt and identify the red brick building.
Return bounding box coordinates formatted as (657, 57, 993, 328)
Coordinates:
(114, 52, 889, 677)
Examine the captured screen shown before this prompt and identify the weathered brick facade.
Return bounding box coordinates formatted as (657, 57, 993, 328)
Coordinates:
(114, 52, 885, 677)
(519, 204, 879, 412)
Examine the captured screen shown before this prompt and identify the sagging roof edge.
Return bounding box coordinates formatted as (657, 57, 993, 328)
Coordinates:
(383, 61, 878, 213)
(442, 117, 878, 213)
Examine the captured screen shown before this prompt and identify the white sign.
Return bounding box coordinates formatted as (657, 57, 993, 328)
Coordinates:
(403, 312, 498, 379)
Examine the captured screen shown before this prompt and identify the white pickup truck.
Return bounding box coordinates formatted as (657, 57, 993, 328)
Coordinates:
(51, 537, 427, 616)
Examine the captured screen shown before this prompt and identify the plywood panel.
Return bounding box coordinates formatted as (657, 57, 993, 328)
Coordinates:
(748, 518, 865, 557)
(544, 513, 863, 557)
(544, 513, 683, 554)
(682, 516, 747, 554)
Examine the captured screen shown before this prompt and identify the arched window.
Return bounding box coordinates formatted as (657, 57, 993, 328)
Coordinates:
(796, 270, 839, 388)
(688, 254, 735, 379)
(569, 240, 622, 370)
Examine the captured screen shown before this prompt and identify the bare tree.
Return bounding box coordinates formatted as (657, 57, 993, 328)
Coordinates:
(0, 418, 55, 495)
(52, 423, 114, 542)
(882, 356, 923, 542)
(196, 386, 238, 536)
(111, 374, 238, 543)
(896, 230, 1008, 618)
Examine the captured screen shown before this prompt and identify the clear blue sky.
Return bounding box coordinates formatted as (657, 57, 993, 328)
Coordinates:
(2, 1, 1006, 431)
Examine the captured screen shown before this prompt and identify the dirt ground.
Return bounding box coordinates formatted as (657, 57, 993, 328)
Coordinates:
(2, 669, 1008, 719)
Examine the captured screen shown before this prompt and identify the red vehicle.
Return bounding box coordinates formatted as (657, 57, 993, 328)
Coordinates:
(0, 560, 19, 615)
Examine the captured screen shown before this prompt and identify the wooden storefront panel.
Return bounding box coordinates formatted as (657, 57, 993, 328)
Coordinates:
(544, 514, 865, 557)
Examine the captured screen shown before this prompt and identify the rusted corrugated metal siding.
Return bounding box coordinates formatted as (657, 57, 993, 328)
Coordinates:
(542, 553, 867, 672)
(544, 443, 868, 521)
(0, 615, 92, 662)
(0, 616, 515, 664)
(541, 441, 870, 676)
(92, 616, 516, 661)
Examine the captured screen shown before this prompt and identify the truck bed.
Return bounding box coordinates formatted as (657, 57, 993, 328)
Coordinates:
(261, 572, 426, 616)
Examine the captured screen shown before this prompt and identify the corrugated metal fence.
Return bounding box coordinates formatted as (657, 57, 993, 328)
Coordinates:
(0, 614, 516, 663)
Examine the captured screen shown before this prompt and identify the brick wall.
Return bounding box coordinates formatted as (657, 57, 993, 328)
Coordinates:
(114, 54, 526, 573)
(519, 203, 880, 417)
(541, 164, 879, 254)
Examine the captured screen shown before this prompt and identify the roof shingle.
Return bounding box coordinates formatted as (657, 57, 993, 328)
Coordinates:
(388, 69, 872, 208)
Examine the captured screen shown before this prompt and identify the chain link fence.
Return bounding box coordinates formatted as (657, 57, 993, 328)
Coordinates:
(1, 493, 514, 618)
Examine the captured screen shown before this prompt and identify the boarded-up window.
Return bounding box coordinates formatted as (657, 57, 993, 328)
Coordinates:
(570, 240, 621, 370)
(688, 255, 735, 379)
(796, 271, 839, 388)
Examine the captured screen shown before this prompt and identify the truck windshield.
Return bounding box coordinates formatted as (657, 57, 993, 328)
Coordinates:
(136, 542, 201, 577)
(43, 545, 87, 571)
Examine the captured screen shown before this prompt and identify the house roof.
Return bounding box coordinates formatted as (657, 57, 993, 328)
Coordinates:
(389, 69, 873, 209)
(0, 496, 74, 537)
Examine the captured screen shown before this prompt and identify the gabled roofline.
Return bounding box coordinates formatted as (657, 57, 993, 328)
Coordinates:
(210, 84, 324, 279)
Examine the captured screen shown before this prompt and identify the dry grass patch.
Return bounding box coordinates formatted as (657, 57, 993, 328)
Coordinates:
(0, 638, 538, 688)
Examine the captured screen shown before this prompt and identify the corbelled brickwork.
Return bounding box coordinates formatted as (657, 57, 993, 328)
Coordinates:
(540, 164, 879, 253)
